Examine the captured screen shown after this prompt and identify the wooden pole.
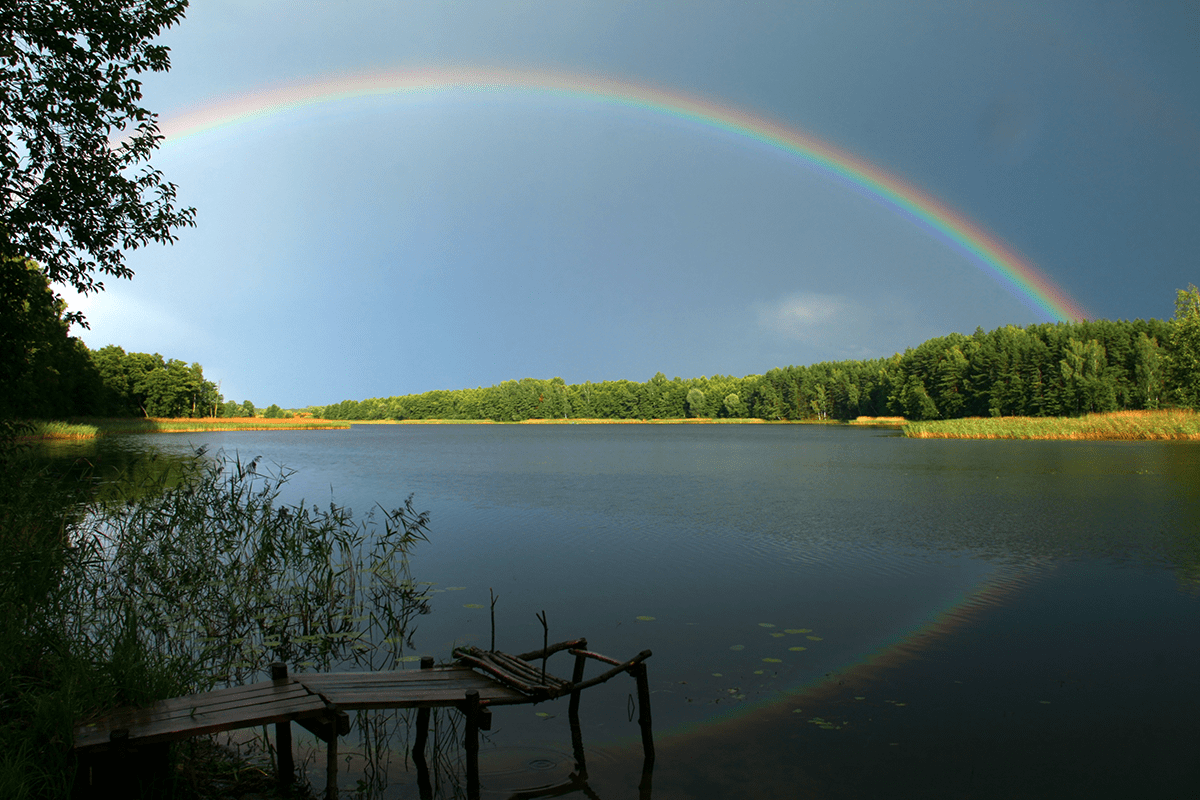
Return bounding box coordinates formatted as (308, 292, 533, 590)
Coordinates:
(326, 728, 338, 800)
(270, 663, 294, 790)
(489, 588, 498, 651)
(464, 689, 481, 800)
(536, 610, 548, 683)
(632, 662, 655, 765)
(413, 654, 434, 800)
(568, 638, 588, 718)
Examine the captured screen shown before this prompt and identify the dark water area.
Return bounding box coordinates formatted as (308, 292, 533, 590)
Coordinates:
(36, 424, 1200, 798)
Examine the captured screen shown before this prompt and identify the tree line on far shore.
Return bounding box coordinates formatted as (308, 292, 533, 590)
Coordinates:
(0, 258, 281, 420)
(6, 251, 1198, 424)
(315, 287, 1200, 423)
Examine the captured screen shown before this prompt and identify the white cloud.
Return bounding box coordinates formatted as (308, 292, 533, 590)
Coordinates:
(755, 292, 864, 342)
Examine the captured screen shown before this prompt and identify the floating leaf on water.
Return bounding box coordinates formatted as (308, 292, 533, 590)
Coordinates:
(758, 623, 776, 628)
(734, 694, 746, 700)
(770, 632, 786, 638)
(730, 644, 745, 651)
(806, 635, 823, 641)
(753, 670, 764, 675)
(763, 657, 783, 663)
(854, 696, 866, 701)
(788, 646, 807, 652)
(792, 708, 804, 714)
(535, 712, 553, 718)
(636, 616, 656, 621)
(712, 673, 723, 677)
(463, 603, 484, 609)
(1039, 700, 1051, 704)
(399, 656, 422, 662)
(785, 628, 811, 634)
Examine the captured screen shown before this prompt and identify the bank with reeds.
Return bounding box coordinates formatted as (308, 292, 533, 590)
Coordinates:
(903, 409, 1200, 440)
(23, 417, 351, 440)
(0, 444, 430, 798)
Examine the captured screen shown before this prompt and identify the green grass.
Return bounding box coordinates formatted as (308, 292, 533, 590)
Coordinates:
(904, 409, 1200, 440)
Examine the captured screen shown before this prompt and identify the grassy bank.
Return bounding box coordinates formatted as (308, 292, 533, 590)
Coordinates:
(904, 409, 1200, 440)
(25, 417, 351, 439)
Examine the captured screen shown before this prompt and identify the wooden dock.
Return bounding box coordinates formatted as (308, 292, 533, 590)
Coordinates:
(74, 639, 653, 799)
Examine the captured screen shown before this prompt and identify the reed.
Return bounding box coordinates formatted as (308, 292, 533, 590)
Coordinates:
(0, 445, 432, 798)
(22, 417, 352, 439)
(904, 409, 1200, 440)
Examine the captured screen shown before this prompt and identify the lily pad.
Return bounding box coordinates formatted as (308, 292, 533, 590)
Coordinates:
(770, 632, 786, 638)
(758, 623, 776, 628)
(730, 644, 745, 651)
(788, 646, 807, 652)
(463, 603, 484, 609)
(636, 616, 656, 621)
(785, 629, 811, 634)
(806, 635, 823, 641)
(763, 657, 783, 663)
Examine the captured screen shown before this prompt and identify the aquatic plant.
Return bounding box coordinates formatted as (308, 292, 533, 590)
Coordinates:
(0, 445, 432, 797)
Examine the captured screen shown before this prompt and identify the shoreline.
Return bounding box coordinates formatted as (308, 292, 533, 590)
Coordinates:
(20, 410, 1199, 441)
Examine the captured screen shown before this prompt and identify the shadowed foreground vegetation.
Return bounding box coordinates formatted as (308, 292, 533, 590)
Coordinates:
(0, 442, 431, 798)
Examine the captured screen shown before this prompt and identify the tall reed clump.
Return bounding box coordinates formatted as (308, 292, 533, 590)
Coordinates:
(0, 443, 432, 799)
(904, 409, 1200, 440)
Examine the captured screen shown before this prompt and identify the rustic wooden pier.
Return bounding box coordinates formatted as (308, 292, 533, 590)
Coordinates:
(74, 638, 653, 799)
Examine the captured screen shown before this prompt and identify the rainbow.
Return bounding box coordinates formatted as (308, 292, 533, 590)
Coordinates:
(155, 67, 1088, 321)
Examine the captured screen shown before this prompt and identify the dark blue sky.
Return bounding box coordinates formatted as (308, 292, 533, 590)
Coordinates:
(68, 1, 1200, 407)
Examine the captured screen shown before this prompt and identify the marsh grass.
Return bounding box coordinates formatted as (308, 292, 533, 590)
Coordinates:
(24, 417, 351, 439)
(904, 409, 1200, 440)
(0, 443, 433, 798)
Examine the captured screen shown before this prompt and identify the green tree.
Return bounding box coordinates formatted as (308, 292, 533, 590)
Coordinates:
(1166, 284, 1200, 408)
(0, 0, 195, 301)
(263, 404, 287, 419)
(0, 257, 101, 418)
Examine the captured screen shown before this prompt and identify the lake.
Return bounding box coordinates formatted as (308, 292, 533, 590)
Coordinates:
(43, 423, 1200, 798)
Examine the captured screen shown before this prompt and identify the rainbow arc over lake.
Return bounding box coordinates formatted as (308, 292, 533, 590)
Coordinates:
(157, 67, 1088, 321)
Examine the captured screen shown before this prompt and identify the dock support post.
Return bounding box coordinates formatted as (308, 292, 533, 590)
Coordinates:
(631, 662, 655, 798)
(270, 663, 294, 791)
(632, 661, 655, 763)
(413, 656, 434, 800)
(464, 689, 481, 800)
(325, 728, 338, 800)
(567, 637, 588, 718)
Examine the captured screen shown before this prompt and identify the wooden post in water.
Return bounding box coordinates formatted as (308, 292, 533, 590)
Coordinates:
(325, 726, 338, 800)
(568, 637, 589, 718)
(631, 661, 655, 798)
(631, 662, 655, 764)
(413, 656, 434, 800)
(270, 663, 294, 790)
(464, 689, 482, 800)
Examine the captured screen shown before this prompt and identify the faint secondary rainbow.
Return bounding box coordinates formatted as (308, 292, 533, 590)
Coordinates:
(155, 67, 1088, 321)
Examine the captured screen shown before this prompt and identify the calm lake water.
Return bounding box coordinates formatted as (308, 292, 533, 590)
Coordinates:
(42, 424, 1200, 798)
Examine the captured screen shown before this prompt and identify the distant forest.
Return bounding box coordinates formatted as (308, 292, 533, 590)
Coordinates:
(5, 253, 1198, 423)
(317, 308, 1198, 422)
(1, 258, 271, 420)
